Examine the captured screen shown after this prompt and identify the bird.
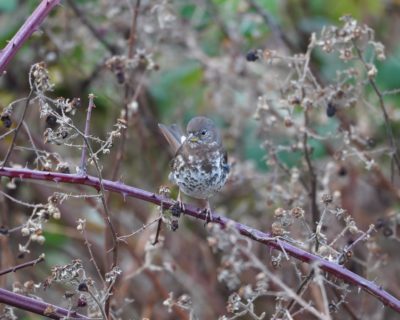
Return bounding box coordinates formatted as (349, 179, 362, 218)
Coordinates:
(158, 116, 230, 223)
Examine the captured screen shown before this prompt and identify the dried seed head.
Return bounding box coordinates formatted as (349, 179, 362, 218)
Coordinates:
(290, 207, 304, 218)
(274, 208, 285, 218)
(271, 222, 285, 236)
(321, 193, 333, 204)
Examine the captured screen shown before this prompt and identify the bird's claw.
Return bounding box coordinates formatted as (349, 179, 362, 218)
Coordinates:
(171, 200, 184, 217)
(203, 208, 213, 226)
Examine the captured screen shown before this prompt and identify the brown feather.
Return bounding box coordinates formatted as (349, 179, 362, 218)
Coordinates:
(158, 123, 183, 154)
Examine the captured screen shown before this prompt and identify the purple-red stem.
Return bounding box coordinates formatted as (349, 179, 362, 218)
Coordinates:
(0, 166, 399, 312)
(0, 0, 61, 75)
(0, 288, 88, 319)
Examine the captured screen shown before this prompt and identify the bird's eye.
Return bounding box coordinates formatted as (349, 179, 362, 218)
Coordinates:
(201, 130, 206, 135)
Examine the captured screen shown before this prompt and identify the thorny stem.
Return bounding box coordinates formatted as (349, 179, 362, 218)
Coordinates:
(0, 167, 399, 313)
(1, 90, 34, 168)
(315, 204, 329, 247)
(0, 254, 44, 276)
(87, 286, 108, 320)
(335, 224, 375, 265)
(353, 41, 400, 174)
(80, 134, 118, 319)
(331, 287, 359, 320)
(303, 109, 320, 238)
(79, 94, 95, 175)
(82, 226, 106, 286)
(243, 248, 329, 320)
(284, 269, 315, 317)
(109, 0, 142, 184)
(37, 93, 119, 318)
(0, 0, 61, 75)
(103, 5, 142, 313)
(313, 265, 331, 319)
(0, 288, 89, 319)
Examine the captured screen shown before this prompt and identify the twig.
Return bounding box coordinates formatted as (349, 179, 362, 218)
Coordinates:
(118, 216, 161, 242)
(87, 286, 108, 320)
(303, 109, 320, 236)
(0, 254, 44, 276)
(127, 0, 141, 59)
(313, 263, 332, 319)
(1, 90, 34, 167)
(244, 248, 329, 320)
(335, 224, 375, 264)
(152, 218, 163, 245)
(0, 288, 89, 319)
(0, 189, 45, 208)
(22, 121, 45, 167)
(0, 166, 399, 313)
(82, 224, 106, 286)
(109, 0, 142, 183)
(80, 128, 119, 320)
(284, 270, 315, 317)
(0, 0, 61, 75)
(353, 41, 400, 174)
(66, 0, 118, 55)
(78, 94, 95, 175)
(246, 0, 297, 52)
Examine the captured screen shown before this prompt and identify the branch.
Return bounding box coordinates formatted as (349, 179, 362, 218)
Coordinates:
(0, 254, 44, 276)
(1, 90, 33, 167)
(0, 0, 61, 75)
(303, 110, 320, 236)
(246, 0, 298, 52)
(353, 41, 400, 174)
(0, 288, 89, 319)
(0, 166, 399, 313)
(78, 94, 95, 175)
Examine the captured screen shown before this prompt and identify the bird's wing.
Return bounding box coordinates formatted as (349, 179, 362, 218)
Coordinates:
(158, 123, 185, 154)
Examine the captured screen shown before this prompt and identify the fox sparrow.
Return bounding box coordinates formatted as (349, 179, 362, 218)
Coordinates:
(159, 116, 230, 222)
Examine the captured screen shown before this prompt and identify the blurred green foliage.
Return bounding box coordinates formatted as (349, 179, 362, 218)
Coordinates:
(0, 0, 17, 13)
(149, 61, 204, 120)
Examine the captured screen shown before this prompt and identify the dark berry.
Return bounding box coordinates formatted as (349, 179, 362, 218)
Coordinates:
(326, 102, 336, 117)
(77, 296, 87, 307)
(338, 167, 347, 176)
(1, 115, 12, 128)
(246, 50, 259, 62)
(46, 115, 57, 127)
(78, 282, 88, 292)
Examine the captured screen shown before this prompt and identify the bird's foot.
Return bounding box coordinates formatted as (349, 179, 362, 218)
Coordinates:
(171, 200, 184, 217)
(203, 208, 213, 226)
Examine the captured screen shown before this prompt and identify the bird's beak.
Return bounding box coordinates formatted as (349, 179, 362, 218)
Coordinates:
(188, 134, 199, 143)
